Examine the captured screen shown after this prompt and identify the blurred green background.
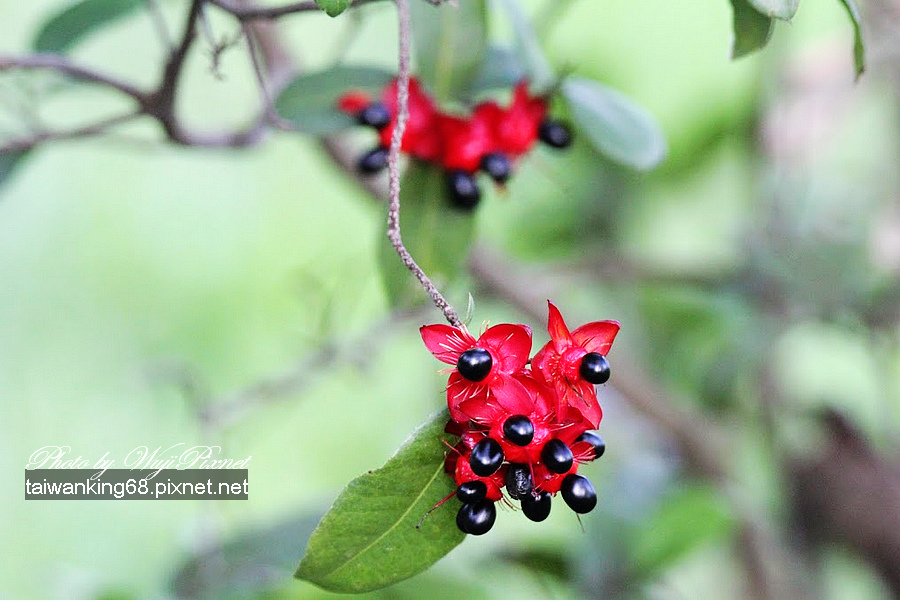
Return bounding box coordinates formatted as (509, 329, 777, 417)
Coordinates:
(2, 0, 899, 599)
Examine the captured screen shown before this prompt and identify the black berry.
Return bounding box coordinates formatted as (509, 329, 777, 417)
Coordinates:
(456, 500, 496, 535)
(505, 463, 533, 500)
(456, 480, 487, 504)
(446, 170, 481, 210)
(541, 439, 574, 474)
(470, 438, 504, 477)
(357, 102, 391, 129)
(521, 491, 552, 522)
(479, 152, 512, 184)
(457, 348, 492, 381)
(502, 415, 534, 446)
(538, 120, 573, 149)
(357, 146, 388, 174)
(580, 352, 610, 384)
(575, 431, 605, 460)
(560, 474, 596, 514)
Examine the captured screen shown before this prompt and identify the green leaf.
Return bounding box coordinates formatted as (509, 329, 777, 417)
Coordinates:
(0, 150, 30, 191)
(410, 0, 488, 101)
(747, 0, 799, 19)
(295, 409, 464, 593)
(315, 0, 352, 18)
(274, 66, 395, 135)
(729, 0, 775, 58)
(33, 0, 145, 54)
(495, 0, 555, 94)
(467, 45, 526, 96)
(838, 0, 866, 79)
(378, 161, 476, 309)
(630, 484, 735, 575)
(562, 77, 667, 171)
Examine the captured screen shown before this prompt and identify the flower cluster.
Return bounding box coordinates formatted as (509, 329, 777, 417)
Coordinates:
(338, 78, 573, 209)
(420, 302, 619, 535)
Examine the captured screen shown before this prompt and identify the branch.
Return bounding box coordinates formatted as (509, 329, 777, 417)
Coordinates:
(0, 110, 142, 153)
(208, 0, 384, 21)
(0, 54, 147, 102)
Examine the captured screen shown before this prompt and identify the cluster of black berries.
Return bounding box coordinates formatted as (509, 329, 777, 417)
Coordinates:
(338, 78, 573, 209)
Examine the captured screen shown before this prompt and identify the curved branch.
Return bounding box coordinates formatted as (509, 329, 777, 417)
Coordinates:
(0, 54, 147, 102)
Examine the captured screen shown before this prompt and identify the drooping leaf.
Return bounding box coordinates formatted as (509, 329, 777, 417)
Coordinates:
(410, 0, 487, 101)
(378, 161, 476, 309)
(315, 0, 352, 17)
(274, 66, 395, 135)
(171, 514, 321, 600)
(630, 484, 735, 575)
(295, 409, 464, 593)
(33, 0, 145, 54)
(495, 0, 555, 94)
(838, 0, 866, 79)
(747, 0, 799, 20)
(562, 77, 667, 171)
(0, 150, 30, 191)
(729, 0, 775, 59)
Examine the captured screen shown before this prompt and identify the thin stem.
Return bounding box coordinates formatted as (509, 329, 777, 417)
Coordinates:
(145, 0, 175, 50)
(0, 110, 142, 153)
(385, 0, 461, 328)
(0, 54, 147, 102)
(208, 0, 384, 21)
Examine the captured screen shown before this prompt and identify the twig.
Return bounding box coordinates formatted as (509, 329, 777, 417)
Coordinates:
(0, 54, 147, 102)
(385, 0, 462, 328)
(145, 0, 174, 50)
(0, 110, 142, 153)
(208, 0, 384, 21)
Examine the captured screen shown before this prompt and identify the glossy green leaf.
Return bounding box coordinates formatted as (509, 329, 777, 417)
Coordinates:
(33, 0, 144, 54)
(274, 66, 395, 135)
(747, 0, 799, 19)
(838, 0, 866, 79)
(495, 0, 555, 94)
(730, 0, 775, 58)
(562, 77, 667, 171)
(295, 409, 464, 593)
(630, 484, 735, 575)
(378, 161, 476, 309)
(0, 150, 30, 191)
(410, 0, 487, 100)
(315, 0, 352, 17)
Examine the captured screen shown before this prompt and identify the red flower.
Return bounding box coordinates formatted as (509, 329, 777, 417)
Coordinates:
(420, 323, 534, 423)
(378, 78, 442, 163)
(532, 302, 620, 427)
(494, 81, 548, 157)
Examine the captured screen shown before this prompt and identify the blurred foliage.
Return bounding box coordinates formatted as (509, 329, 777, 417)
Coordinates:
(1, 0, 898, 599)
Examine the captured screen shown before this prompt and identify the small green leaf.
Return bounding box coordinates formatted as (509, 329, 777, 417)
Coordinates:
(630, 484, 735, 575)
(274, 66, 395, 135)
(747, 0, 799, 19)
(33, 0, 145, 54)
(562, 77, 667, 171)
(315, 0, 352, 18)
(410, 0, 487, 100)
(0, 150, 30, 191)
(730, 0, 775, 58)
(495, 0, 555, 94)
(467, 45, 526, 96)
(378, 161, 476, 309)
(295, 409, 464, 593)
(838, 0, 866, 79)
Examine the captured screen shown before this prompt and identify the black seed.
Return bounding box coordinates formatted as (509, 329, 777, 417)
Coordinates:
(357, 147, 388, 174)
(502, 415, 534, 446)
(357, 102, 391, 129)
(456, 480, 487, 504)
(538, 120, 573, 149)
(479, 152, 512, 183)
(521, 491, 552, 522)
(505, 463, 533, 500)
(541, 439, 574, 474)
(575, 431, 605, 460)
(456, 501, 496, 535)
(470, 438, 504, 477)
(446, 170, 481, 210)
(560, 474, 596, 514)
(457, 348, 492, 382)
(580, 352, 610, 385)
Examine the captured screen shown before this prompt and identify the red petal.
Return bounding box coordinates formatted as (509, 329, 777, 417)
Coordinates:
(478, 323, 532, 373)
(491, 374, 535, 416)
(572, 320, 620, 355)
(420, 324, 476, 364)
(337, 91, 371, 114)
(546, 301, 573, 352)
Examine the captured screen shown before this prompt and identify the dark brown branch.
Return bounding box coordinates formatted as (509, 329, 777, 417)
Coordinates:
(0, 54, 147, 102)
(0, 110, 142, 153)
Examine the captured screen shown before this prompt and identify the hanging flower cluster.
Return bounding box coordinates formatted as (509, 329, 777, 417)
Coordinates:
(420, 302, 619, 535)
(338, 78, 573, 209)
